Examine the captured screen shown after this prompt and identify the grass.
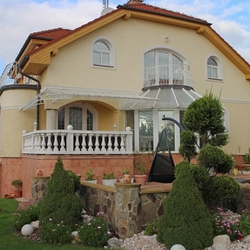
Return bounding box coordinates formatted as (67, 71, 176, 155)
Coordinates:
(0, 198, 108, 250)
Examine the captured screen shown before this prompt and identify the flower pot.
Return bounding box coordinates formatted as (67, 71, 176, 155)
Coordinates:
(134, 174, 147, 185)
(122, 174, 132, 184)
(14, 189, 22, 198)
(85, 180, 97, 184)
(102, 179, 117, 186)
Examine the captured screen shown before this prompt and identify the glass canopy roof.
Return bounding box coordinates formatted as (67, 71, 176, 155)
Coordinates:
(119, 85, 202, 110)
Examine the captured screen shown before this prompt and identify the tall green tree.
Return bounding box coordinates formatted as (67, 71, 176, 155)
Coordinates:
(157, 161, 214, 250)
(39, 157, 82, 229)
(179, 92, 239, 210)
(180, 91, 229, 161)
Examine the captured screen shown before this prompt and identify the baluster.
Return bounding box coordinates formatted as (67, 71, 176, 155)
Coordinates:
(114, 135, 119, 151)
(120, 135, 125, 152)
(41, 133, 46, 151)
(81, 133, 87, 152)
(33, 133, 38, 150)
(37, 133, 41, 151)
(60, 133, 66, 151)
(53, 132, 59, 152)
(47, 133, 52, 151)
(108, 135, 112, 152)
(88, 133, 93, 152)
(101, 134, 106, 152)
(75, 133, 80, 151)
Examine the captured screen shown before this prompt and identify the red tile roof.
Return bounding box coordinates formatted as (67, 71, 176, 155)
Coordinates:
(119, 3, 210, 25)
(16, 1, 249, 69)
(30, 28, 72, 41)
(28, 2, 210, 44)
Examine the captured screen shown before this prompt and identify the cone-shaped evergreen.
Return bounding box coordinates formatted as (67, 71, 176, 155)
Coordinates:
(157, 161, 214, 250)
(39, 157, 82, 229)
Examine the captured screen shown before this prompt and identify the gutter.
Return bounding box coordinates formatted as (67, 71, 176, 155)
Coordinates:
(20, 72, 41, 130)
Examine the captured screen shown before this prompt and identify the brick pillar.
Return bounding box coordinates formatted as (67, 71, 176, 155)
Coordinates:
(114, 182, 142, 239)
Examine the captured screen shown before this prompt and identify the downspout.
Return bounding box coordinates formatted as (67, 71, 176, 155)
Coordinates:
(20, 72, 41, 130)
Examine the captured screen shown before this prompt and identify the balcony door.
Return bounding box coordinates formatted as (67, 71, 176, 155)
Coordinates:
(58, 103, 97, 130)
(144, 49, 184, 86)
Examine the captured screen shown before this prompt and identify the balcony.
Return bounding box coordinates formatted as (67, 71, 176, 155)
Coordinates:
(144, 63, 193, 87)
(22, 127, 133, 155)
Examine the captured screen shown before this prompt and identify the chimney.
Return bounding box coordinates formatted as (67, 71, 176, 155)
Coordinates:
(127, 0, 144, 4)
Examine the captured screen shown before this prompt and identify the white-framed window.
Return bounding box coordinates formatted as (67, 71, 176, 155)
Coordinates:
(92, 38, 115, 68)
(207, 56, 223, 80)
(144, 48, 190, 87)
(133, 109, 184, 152)
(57, 102, 98, 130)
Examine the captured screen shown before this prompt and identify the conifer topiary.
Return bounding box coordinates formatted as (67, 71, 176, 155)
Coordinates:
(39, 157, 82, 229)
(157, 161, 214, 250)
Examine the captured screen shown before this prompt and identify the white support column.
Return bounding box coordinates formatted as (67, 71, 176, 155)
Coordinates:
(46, 109, 57, 130)
(153, 109, 159, 152)
(134, 110, 139, 152)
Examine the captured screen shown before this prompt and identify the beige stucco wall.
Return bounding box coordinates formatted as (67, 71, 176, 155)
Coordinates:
(0, 88, 37, 156)
(32, 17, 250, 155)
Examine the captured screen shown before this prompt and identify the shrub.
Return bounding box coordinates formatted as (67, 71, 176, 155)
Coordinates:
(39, 157, 82, 232)
(144, 220, 160, 236)
(198, 144, 234, 174)
(13, 204, 40, 231)
(239, 209, 250, 237)
(157, 161, 214, 250)
(78, 217, 110, 247)
(39, 218, 72, 245)
(179, 130, 197, 160)
(66, 170, 81, 192)
(206, 176, 240, 205)
(213, 207, 242, 241)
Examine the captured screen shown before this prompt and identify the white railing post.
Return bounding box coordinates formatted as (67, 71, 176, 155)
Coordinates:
(67, 125, 74, 152)
(125, 127, 133, 153)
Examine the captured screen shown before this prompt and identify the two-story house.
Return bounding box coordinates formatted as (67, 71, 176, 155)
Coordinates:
(0, 0, 250, 199)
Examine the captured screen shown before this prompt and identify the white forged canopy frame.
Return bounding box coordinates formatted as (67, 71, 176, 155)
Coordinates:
(20, 85, 159, 111)
(20, 85, 202, 111)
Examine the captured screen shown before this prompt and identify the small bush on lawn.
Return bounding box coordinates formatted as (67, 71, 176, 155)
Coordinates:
(13, 204, 40, 231)
(39, 218, 73, 245)
(39, 157, 82, 230)
(78, 216, 110, 247)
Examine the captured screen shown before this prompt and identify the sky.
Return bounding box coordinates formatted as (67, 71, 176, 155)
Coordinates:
(0, 0, 250, 75)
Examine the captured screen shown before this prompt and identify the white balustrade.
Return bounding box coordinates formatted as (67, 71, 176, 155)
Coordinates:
(22, 128, 133, 155)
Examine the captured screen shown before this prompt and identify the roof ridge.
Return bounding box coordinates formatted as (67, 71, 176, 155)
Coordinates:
(119, 2, 210, 25)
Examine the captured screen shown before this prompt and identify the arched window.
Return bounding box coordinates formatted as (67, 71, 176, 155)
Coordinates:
(57, 103, 97, 130)
(207, 56, 223, 80)
(93, 41, 110, 66)
(144, 49, 191, 87)
(92, 38, 115, 67)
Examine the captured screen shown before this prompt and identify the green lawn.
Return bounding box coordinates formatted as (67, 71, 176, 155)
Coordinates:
(0, 198, 108, 250)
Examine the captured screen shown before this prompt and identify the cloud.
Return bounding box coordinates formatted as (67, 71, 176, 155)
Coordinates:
(0, 0, 249, 74)
(0, 0, 102, 66)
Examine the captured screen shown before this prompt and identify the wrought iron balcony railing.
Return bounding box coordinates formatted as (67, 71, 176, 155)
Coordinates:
(144, 63, 193, 87)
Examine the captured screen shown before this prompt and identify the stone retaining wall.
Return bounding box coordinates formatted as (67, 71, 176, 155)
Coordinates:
(31, 178, 250, 239)
(79, 182, 172, 238)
